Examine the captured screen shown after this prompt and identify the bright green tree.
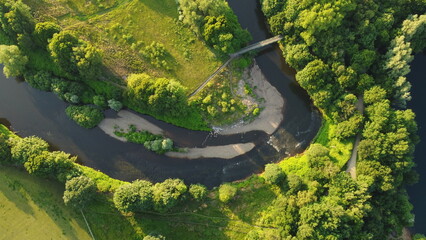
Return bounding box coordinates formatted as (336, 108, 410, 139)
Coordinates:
(0, 44, 28, 77)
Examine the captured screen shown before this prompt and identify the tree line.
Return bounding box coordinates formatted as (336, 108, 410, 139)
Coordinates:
(253, 0, 426, 238)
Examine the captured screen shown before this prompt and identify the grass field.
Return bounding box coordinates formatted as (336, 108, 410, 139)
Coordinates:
(23, 0, 222, 92)
(0, 167, 91, 240)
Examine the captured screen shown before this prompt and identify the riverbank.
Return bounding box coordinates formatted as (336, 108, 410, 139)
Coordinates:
(216, 62, 284, 135)
(97, 62, 283, 159)
(166, 143, 255, 159)
(98, 110, 164, 142)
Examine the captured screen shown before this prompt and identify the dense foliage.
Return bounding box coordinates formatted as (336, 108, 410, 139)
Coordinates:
(65, 105, 104, 129)
(257, 0, 426, 238)
(24, 150, 77, 182)
(218, 183, 237, 203)
(114, 125, 175, 154)
(48, 31, 102, 80)
(178, 0, 251, 55)
(0, 133, 11, 162)
(126, 73, 208, 130)
(0, 44, 27, 77)
(188, 184, 207, 201)
(114, 178, 188, 213)
(63, 176, 97, 208)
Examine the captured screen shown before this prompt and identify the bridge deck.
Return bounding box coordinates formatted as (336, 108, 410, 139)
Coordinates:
(230, 35, 283, 57)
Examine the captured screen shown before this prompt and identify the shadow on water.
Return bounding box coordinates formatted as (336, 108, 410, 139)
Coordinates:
(406, 54, 426, 232)
(0, 0, 321, 188)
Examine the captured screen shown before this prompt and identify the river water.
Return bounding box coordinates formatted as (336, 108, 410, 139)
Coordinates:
(407, 54, 426, 232)
(0, 1, 320, 187)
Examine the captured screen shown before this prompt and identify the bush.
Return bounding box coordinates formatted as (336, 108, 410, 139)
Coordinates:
(0, 45, 28, 77)
(152, 179, 187, 212)
(263, 164, 286, 185)
(113, 180, 153, 212)
(108, 99, 123, 111)
(9, 136, 49, 164)
(24, 150, 78, 182)
(25, 70, 54, 91)
(414, 234, 426, 240)
(141, 41, 170, 70)
(218, 184, 237, 203)
(0, 133, 11, 163)
(189, 184, 208, 201)
(65, 105, 104, 128)
(33, 22, 61, 48)
(115, 125, 173, 154)
(143, 235, 166, 240)
(144, 138, 174, 154)
(93, 95, 107, 108)
(63, 176, 97, 208)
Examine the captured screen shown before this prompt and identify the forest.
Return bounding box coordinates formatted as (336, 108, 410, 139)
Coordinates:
(0, 0, 425, 239)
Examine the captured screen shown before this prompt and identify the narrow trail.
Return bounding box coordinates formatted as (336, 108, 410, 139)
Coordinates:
(189, 35, 283, 97)
(346, 96, 365, 179)
(188, 57, 235, 97)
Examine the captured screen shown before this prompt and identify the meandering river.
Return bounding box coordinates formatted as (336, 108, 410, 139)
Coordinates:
(0, 1, 320, 187)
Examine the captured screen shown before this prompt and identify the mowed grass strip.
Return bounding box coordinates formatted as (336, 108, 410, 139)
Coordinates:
(0, 167, 91, 240)
(24, 0, 222, 92)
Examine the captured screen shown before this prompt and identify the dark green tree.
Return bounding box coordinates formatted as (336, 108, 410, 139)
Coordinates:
(63, 176, 96, 209)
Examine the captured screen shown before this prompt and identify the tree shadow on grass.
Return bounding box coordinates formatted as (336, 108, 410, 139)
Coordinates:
(140, 0, 180, 18)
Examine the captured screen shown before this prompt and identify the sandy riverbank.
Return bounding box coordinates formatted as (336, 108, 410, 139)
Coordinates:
(98, 62, 282, 159)
(216, 62, 284, 135)
(166, 143, 255, 159)
(98, 110, 164, 141)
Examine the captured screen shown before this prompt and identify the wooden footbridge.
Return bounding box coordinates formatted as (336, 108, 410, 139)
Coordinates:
(189, 35, 283, 97)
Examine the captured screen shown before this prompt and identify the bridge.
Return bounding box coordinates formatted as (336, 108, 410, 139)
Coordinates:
(189, 35, 283, 97)
(230, 35, 283, 58)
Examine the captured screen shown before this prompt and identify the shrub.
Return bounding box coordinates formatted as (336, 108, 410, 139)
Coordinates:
(0, 45, 28, 77)
(24, 150, 78, 182)
(263, 164, 286, 185)
(113, 183, 141, 213)
(141, 41, 170, 70)
(113, 180, 153, 212)
(108, 99, 123, 111)
(33, 22, 61, 48)
(152, 179, 187, 212)
(143, 235, 166, 240)
(63, 176, 97, 208)
(287, 175, 305, 194)
(218, 184, 237, 203)
(65, 105, 104, 128)
(0, 133, 11, 163)
(25, 70, 54, 91)
(414, 234, 426, 240)
(126, 73, 188, 118)
(189, 184, 208, 201)
(93, 95, 107, 108)
(115, 125, 173, 154)
(9, 136, 49, 164)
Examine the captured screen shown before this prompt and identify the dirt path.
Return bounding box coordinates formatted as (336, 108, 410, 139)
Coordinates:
(346, 97, 365, 179)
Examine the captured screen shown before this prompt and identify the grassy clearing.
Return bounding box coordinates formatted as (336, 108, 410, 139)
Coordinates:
(24, 0, 222, 92)
(279, 118, 354, 177)
(82, 176, 278, 240)
(0, 166, 91, 240)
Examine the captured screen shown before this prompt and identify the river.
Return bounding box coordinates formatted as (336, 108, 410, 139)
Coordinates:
(0, 1, 320, 187)
(407, 54, 426, 232)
